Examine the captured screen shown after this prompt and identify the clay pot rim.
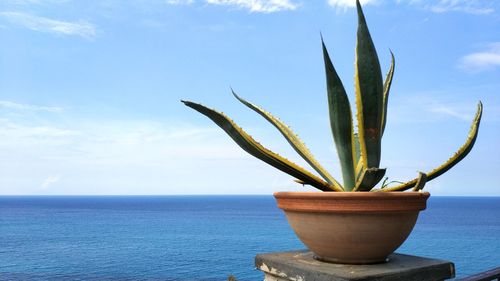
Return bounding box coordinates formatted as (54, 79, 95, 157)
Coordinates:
(274, 191, 430, 213)
(274, 191, 430, 199)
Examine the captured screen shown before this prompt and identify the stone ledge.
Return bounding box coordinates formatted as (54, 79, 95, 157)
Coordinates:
(255, 250, 455, 281)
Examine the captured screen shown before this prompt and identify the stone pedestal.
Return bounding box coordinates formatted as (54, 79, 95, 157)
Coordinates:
(255, 250, 455, 281)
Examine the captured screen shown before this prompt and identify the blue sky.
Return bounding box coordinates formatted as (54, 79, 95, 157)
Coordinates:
(0, 0, 499, 195)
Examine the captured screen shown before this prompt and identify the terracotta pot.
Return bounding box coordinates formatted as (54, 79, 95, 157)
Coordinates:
(274, 191, 430, 264)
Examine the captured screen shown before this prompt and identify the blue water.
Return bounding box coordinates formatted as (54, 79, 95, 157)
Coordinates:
(0, 196, 499, 280)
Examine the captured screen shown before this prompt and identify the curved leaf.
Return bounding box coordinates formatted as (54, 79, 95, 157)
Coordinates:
(182, 100, 343, 192)
(380, 101, 483, 192)
(354, 0, 384, 169)
(353, 167, 386, 191)
(381, 50, 395, 136)
(353, 133, 364, 182)
(231, 90, 340, 186)
(412, 172, 427, 192)
(322, 38, 356, 191)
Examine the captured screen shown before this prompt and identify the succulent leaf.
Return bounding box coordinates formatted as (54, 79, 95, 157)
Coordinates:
(231, 90, 340, 186)
(412, 172, 427, 192)
(182, 0, 483, 193)
(380, 177, 389, 188)
(354, 0, 384, 169)
(353, 167, 386, 191)
(380, 101, 483, 192)
(353, 133, 364, 181)
(381, 51, 395, 136)
(181, 100, 343, 192)
(322, 39, 356, 191)
(294, 179, 306, 185)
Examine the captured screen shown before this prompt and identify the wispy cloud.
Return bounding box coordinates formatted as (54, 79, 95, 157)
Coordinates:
(426, 0, 494, 15)
(5, 0, 70, 4)
(41, 175, 60, 189)
(327, 0, 377, 9)
(0, 100, 63, 113)
(459, 43, 500, 72)
(0, 101, 78, 143)
(388, 94, 483, 124)
(327, 0, 494, 14)
(166, 0, 299, 13)
(403, 0, 495, 15)
(0, 118, 260, 194)
(164, 0, 495, 14)
(206, 0, 299, 12)
(426, 104, 476, 121)
(0, 11, 96, 39)
(0, 122, 81, 140)
(0, 99, 309, 194)
(166, 0, 194, 4)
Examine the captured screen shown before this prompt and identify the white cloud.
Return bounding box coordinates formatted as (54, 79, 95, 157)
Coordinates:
(327, 0, 377, 9)
(206, 0, 299, 12)
(5, 0, 70, 4)
(41, 175, 60, 189)
(418, 97, 481, 122)
(0, 122, 81, 140)
(426, 105, 475, 121)
(166, 0, 194, 4)
(166, 0, 299, 13)
(5, 0, 43, 4)
(427, 0, 494, 15)
(388, 94, 483, 124)
(459, 43, 500, 72)
(164, 0, 495, 14)
(0, 100, 62, 113)
(0, 99, 318, 195)
(404, 0, 495, 15)
(0, 11, 96, 39)
(0, 110, 264, 194)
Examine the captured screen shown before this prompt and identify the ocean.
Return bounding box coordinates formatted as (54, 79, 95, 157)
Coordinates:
(0, 196, 499, 280)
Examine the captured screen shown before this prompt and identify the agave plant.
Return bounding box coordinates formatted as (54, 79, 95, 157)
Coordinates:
(182, 0, 482, 192)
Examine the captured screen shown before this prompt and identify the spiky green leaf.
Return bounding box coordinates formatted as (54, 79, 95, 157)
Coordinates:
(182, 100, 343, 192)
(353, 133, 364, 182)
(380, 101, 483, 192)
(353, 167, 386, 191)
(322, 38, 356, 191)
(354, 0, 384, 169)
(294, 179, 306, 185)
(381, 50, 395, 136)
(231, 90, 339, 186)
(412, 172, 427, 192)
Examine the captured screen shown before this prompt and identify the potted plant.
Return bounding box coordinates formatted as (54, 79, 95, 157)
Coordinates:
(182, 0, 482, 264)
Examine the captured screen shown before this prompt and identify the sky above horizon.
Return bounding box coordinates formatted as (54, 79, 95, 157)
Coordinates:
(0, 0, 499, 196)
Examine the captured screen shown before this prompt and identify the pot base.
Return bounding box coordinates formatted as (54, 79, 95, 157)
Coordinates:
(313, 254, 389, 265)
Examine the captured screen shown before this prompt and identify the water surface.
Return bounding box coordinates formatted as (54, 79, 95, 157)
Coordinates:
(1, 196, 499, 280)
